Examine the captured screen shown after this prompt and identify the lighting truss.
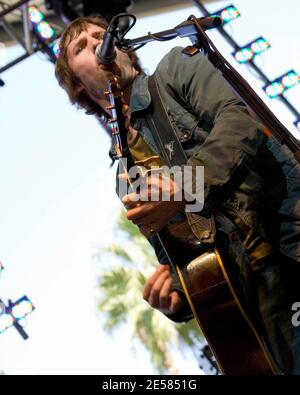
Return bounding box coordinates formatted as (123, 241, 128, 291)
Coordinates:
(0, 1, 63, 77)
(0, 296, 34, 336)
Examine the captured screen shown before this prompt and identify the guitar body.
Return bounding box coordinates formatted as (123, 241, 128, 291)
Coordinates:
(178, 249, 276, 374)
(159, 219, 277, 375)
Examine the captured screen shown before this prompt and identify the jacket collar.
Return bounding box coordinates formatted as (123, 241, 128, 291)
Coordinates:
(129, 74, 151, 113)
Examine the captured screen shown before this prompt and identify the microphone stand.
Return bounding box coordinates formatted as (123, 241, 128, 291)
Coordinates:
(117, 14, 300, 163)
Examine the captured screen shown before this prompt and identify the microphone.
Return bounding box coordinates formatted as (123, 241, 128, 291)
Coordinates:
(95, 17, 119, 65)
(197, 15, 223, 30)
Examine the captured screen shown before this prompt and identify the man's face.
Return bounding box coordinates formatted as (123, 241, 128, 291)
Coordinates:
(67, 24, 137, 107)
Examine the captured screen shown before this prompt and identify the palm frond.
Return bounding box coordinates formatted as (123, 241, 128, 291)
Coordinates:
(117, 210, 141, 240)
(96, 209, 203, 373)
(102, 244, 133, 263)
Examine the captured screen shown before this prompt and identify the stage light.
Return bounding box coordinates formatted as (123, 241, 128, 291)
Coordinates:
(233, 47, 253, 64)
(0, 296, 34, 337)
(264, 81, 285, 99)
(233, 37, 270, 64)
(214, 4, 240, 24)
(251, 37, 270, 54)
(10, 296, 34, 321)
(36, 21, 56, 41)
(49, 38, 61, 59)
(28, 5, 45, 24)
(282, 71, 300, 89)
(263, 70, 300, 98)
(28, 5, 56, 42)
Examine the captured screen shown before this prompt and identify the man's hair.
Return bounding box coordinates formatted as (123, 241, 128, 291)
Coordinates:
(55, 15, 143, 121)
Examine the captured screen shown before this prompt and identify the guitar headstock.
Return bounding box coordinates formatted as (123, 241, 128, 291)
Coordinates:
(103, 75, 130, 159)
(104, 78, 117, 111)
(108, 76, 123, 99)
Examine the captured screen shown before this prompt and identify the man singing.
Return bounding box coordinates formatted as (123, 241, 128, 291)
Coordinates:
(55, 15, 300, 374)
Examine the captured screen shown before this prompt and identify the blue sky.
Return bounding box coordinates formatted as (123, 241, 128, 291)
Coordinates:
(0, 0, 299, 374)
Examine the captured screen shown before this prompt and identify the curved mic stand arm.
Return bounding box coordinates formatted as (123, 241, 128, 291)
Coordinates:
(116, 14, 222, 51)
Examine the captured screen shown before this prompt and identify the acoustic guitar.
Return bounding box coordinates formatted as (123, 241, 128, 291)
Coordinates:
(104, 76, 277, 375)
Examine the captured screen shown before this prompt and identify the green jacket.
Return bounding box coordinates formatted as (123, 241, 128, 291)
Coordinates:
(109, 47, 300, 373)
(111, 46, 300, 263)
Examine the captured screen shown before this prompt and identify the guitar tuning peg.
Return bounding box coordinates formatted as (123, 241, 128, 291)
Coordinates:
(109, 76, 119, 85)
(122, 104, 129, 115)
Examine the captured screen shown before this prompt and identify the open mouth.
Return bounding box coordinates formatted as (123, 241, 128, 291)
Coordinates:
(98, 62, 121, 78)
(99, 63, 114, 71)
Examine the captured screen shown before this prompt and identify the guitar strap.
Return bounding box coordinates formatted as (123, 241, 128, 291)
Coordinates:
(147, 73, 216, 244)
